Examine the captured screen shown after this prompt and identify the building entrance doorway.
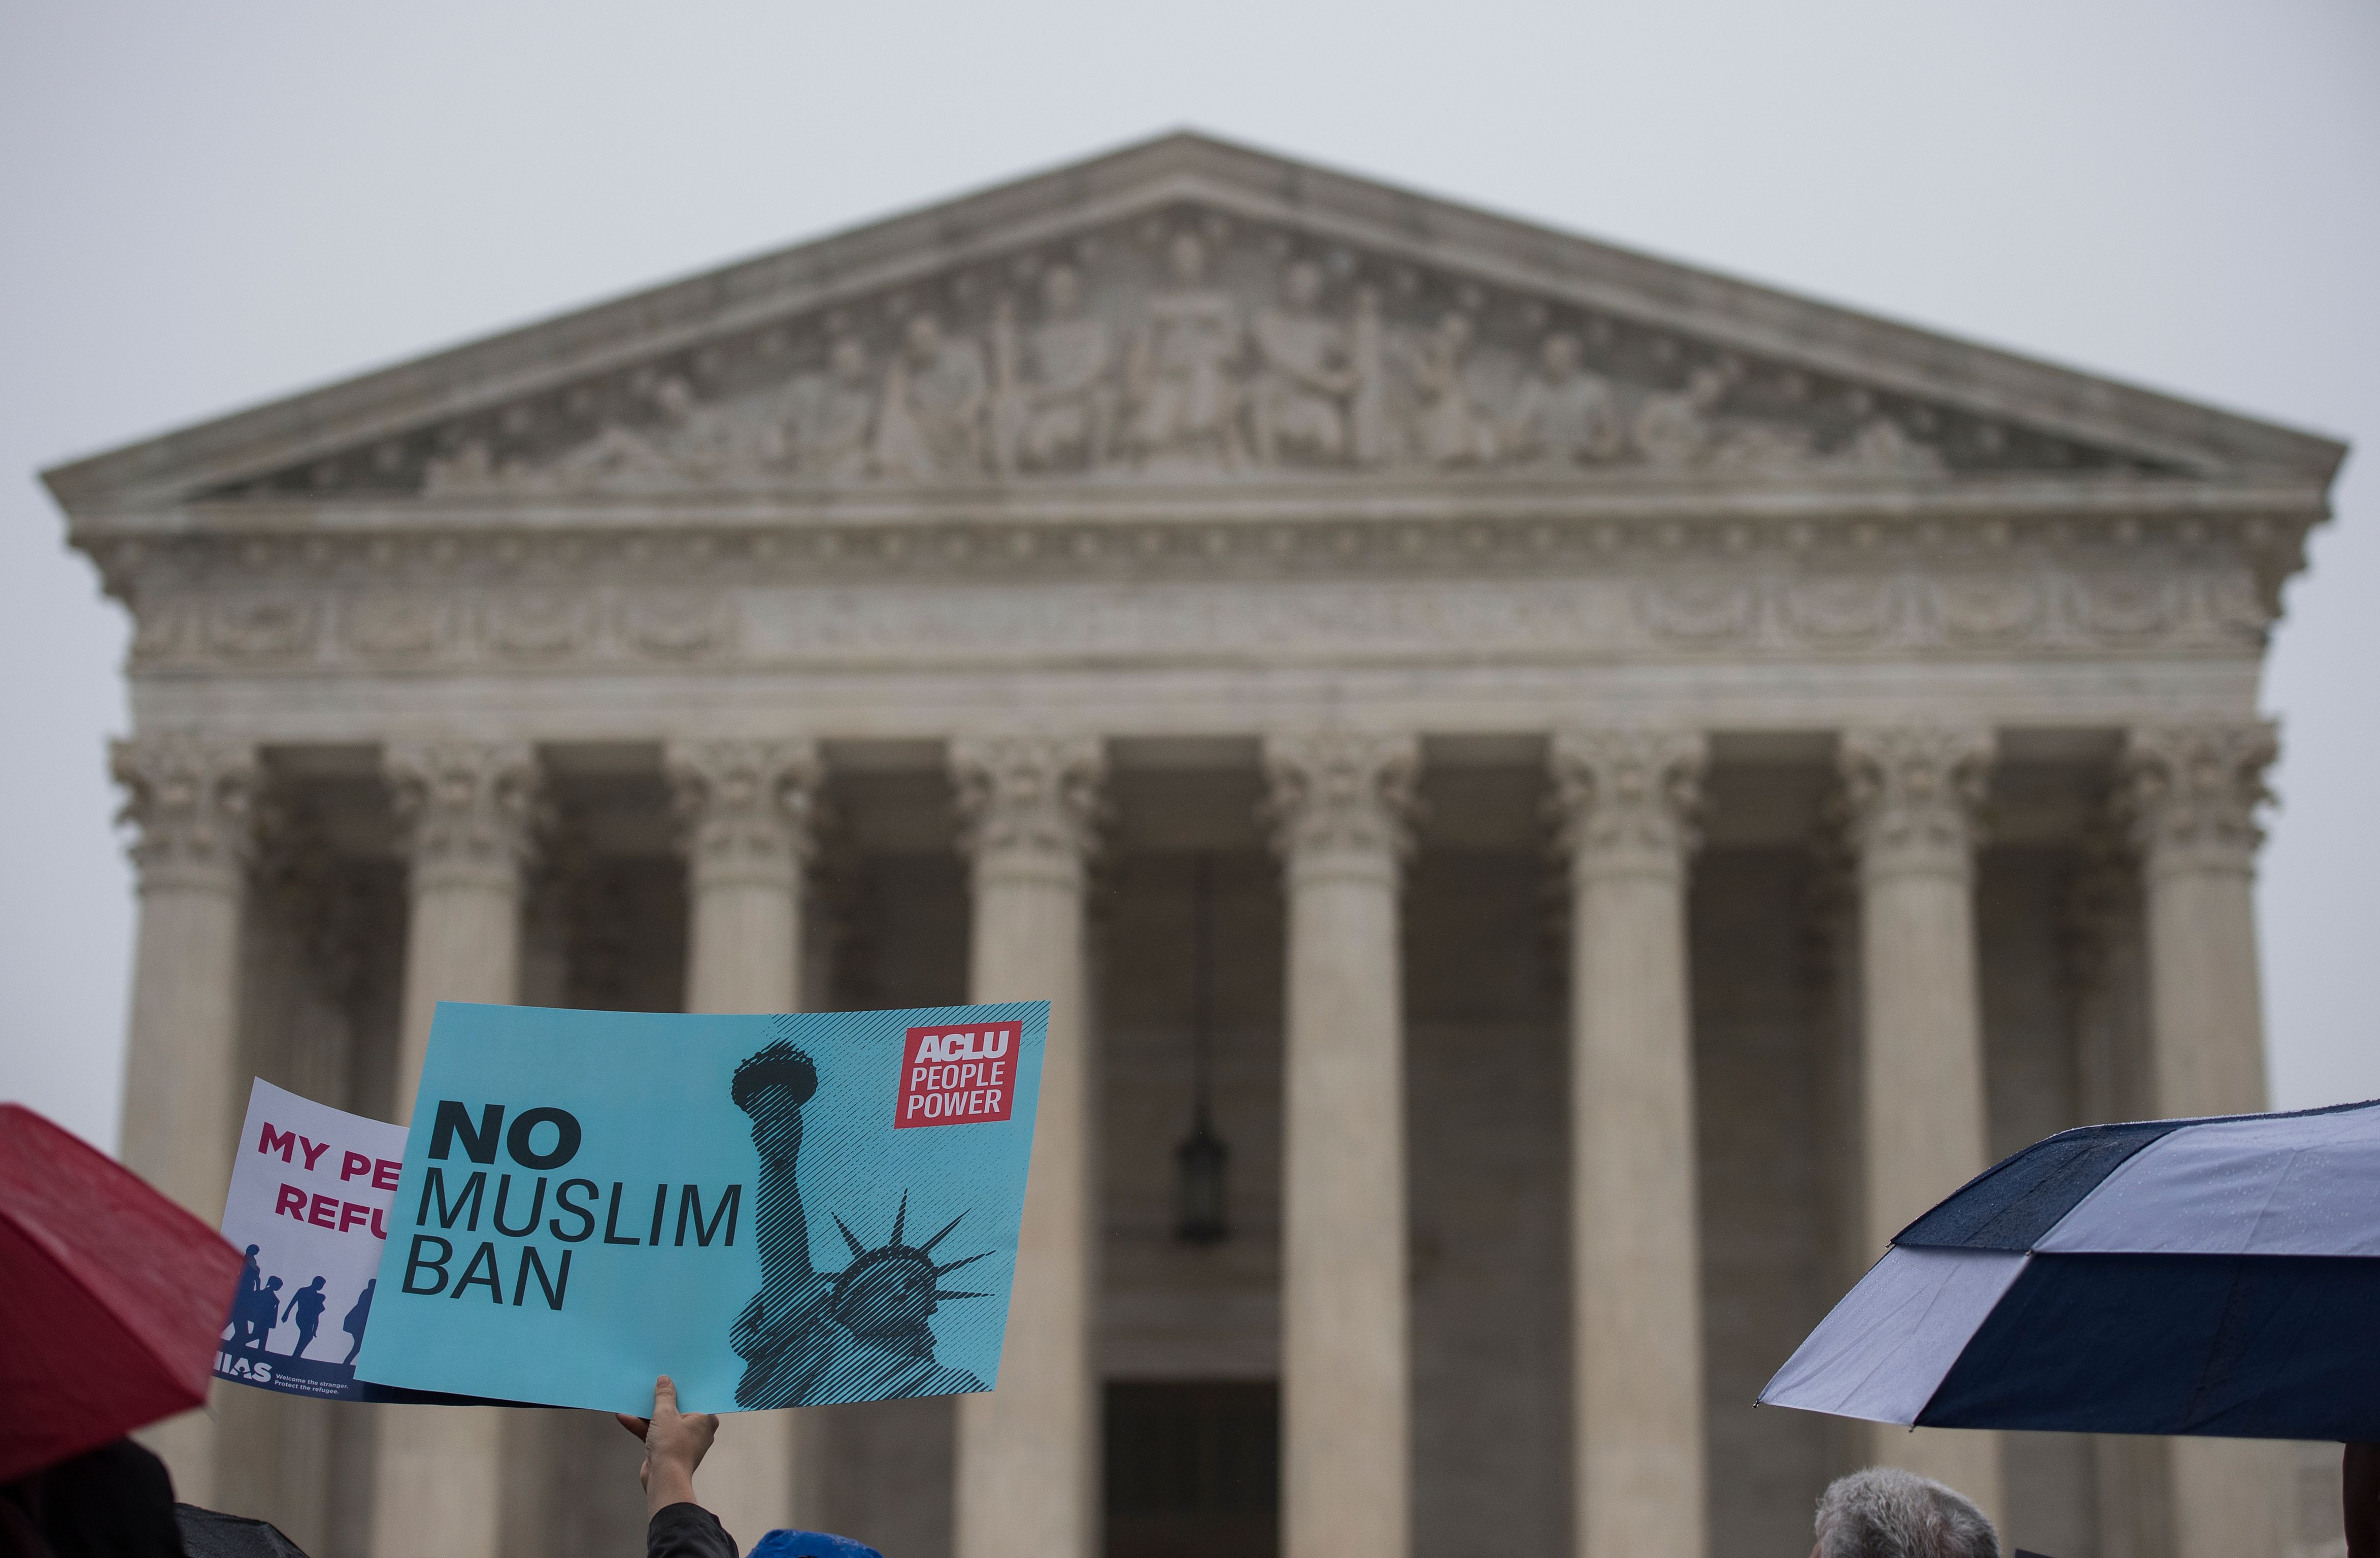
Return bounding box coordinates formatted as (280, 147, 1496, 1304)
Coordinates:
(1104, 1380, 1279, 1558)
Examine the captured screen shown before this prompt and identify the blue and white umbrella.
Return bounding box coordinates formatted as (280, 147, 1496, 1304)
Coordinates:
(1761, 1099, 2380, 1441)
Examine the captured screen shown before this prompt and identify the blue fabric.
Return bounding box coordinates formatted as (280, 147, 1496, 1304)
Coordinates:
(1894, 1120, 2178, 1251)
(1917, 1252, 2380, 1440)
(1895, 1097, 2380, 1252)
(750, 1531, 886, 1558)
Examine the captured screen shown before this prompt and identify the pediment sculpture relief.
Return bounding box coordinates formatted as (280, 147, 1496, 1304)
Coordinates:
(288, 215, 2115, 500)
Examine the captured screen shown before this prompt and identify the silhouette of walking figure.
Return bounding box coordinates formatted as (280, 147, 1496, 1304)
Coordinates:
(252, 1276, 283, 1351)
(342, 1279, 374, 1366)
(230, 1245, 262, 1348)
(284, 1276, 328, 1359)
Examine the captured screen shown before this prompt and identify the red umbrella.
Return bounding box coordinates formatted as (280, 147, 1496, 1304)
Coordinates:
(0, 1103, 243, 1480)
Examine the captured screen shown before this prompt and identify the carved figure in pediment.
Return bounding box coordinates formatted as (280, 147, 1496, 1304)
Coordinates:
(872, 314, 987, 481)
(423, 440, 502, 495)
(1409, 312, 1496, 468)
(1124, 233, 1245, 472)
(990, 266, 1117, 475)
(784, 338, 877, 480)
(1709, 422, 1816, 475)
(1345, 287, 1402, 468)
(1835, 415, 1945, 477)
(538, 376, 705, 487)
(1504, 334, 1624, 466)
(1632, 367, 1731, 471)
(1249, 260, 1357, 466)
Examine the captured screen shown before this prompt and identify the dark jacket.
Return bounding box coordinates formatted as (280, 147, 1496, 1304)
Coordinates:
(648, 1504, 736, 1558)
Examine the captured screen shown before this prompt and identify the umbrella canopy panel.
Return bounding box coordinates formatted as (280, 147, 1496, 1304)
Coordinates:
(0, 1105, 244, 1480)
(1763, 1097, 2380, 1442)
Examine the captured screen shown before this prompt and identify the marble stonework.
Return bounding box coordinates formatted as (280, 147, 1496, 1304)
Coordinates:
(46, 133, 2349, 1558)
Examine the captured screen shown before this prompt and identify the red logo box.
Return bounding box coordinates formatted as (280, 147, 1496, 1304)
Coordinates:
(894, 1021, 1023, 1130)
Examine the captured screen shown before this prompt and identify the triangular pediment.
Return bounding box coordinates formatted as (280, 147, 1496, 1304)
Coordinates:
(43, 132, 2344, 514)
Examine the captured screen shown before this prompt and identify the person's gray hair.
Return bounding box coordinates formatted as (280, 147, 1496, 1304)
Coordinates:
(1814, 1466, 2000, 1558)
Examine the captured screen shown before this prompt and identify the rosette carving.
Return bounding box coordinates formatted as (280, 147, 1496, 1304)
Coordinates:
(385, 742, 543, 891)
(1549, 730, 1707, 879)
(1261, 730, 1421, 874)
(665, 740, 823, 890)
(110, 736, 262, 894)
(1838, 726, 1994, 879)
(950, 735, 1106, 885)
(2120, 722, 2276, 878)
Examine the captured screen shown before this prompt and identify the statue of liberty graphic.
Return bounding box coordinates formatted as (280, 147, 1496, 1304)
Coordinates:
(730, 1038, 991, 1407)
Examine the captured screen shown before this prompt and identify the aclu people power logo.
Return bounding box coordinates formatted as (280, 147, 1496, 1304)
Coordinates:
(894, 1021, 1021, 1128)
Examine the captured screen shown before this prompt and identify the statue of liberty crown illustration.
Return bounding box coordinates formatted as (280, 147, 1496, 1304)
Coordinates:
(828, 1191, 991, 1337)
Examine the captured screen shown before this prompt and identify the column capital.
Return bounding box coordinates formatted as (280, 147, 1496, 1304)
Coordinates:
(110, 735, 261, 895)
(666, 739, 823, 891)
(1550, 729, 1707, 881)
(1262, 730, 1421, 883)
(951, 734, 1105, 887)
(386, 741, 542, 893)
(1838, 725, 1994, 880)
(2120, 722, 2276, 879)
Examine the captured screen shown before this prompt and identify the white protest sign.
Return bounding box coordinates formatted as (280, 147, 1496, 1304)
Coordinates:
(215, 1078, 407, 1400)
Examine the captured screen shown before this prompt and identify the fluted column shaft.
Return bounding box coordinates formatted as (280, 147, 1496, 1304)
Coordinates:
(1551, 732, 1708, 1558)
(371, 743, 539, 1558)
(1839, 727, 2002, 1519)
(667, 739, 824, 1544)
(2124, 723, 2285, 1558)
(952, 736, 1104, 1558)
(111, 736, 262, 1506)
(1263, 733, 1419, 1558)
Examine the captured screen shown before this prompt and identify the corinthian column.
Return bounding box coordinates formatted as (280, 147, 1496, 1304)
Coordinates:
(1262, 731, 1420, 1558)
(1550, 731, 1708, 1558)
(2122, 722, 2285, 1558)
(666, 739, 823, 1544)
(371, 742, 539, 1558)
(110, 735, 261, 1506)
(1838, 726, 2002, 1518)
(950, 735, 1105, 1558)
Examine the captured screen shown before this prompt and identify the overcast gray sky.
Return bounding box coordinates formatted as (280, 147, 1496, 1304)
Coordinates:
(3, 1, 2372, 1149)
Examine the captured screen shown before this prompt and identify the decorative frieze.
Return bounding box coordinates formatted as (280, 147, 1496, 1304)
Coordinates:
(1549, 731, 1707, 879)
(110, 735, 262, 893)
(2119, 722, 2277, 879)
(385, 742, 543, 891)
(1837, 726, 1994, 880)
(114, 555, 2277, 680)
(665, 740, 823, 891)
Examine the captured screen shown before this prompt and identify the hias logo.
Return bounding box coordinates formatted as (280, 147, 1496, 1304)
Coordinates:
(218, 1352, 275, 1385)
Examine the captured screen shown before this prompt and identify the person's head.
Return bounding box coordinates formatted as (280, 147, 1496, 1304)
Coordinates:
(263, 1276, 282, 1291)
(1813, 1467, 1998, 1558)
(244, 1243, 259, 1257)
(1540, 332, 1581, 380)
(307, 1277, 324, 1291)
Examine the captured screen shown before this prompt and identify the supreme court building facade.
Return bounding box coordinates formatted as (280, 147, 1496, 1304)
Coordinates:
(45, 136, 2345, 1558)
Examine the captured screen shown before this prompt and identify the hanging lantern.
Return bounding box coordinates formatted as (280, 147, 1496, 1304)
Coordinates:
(1174, 854, 1231, 1245)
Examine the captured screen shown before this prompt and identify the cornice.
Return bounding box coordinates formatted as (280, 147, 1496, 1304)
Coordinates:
(74, 479, 2320, 647)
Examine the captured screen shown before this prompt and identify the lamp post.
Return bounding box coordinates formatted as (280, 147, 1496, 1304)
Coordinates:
(1175, 854, 1230, 1245)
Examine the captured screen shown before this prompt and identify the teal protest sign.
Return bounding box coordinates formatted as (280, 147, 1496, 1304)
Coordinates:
(354, 1001, 1046, 1415)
